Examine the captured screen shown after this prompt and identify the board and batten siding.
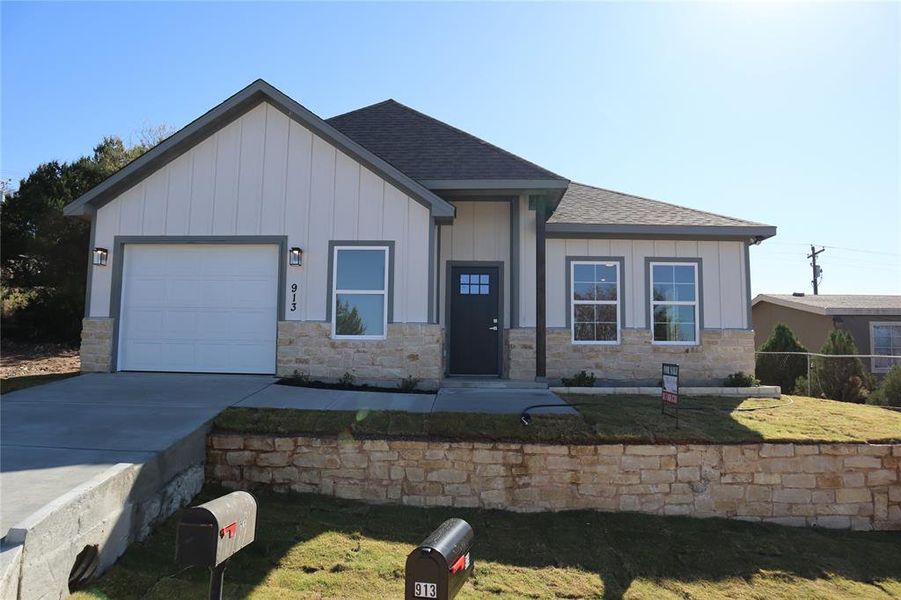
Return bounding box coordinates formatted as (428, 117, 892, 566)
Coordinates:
(89, 101, 431, 323)
(544, 238, 750, 330)
(438, 201, 511, 328)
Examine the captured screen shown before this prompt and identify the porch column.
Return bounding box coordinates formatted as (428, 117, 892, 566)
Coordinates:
(533, 196, 549, 380)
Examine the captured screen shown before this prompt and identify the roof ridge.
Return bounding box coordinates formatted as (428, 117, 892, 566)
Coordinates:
(327, 99, 397, 122)
(570, 181, 765, 227)
(331, 98, 567, 181)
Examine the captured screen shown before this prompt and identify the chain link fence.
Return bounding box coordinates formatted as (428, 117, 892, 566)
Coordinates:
(755, 351, 901, 398)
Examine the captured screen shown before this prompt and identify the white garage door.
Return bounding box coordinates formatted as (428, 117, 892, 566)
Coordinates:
(118, 244, 279, 374)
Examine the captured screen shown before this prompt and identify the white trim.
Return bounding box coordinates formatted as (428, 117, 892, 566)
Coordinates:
(650, 261, 699, 346)
(331, 245, 389, 340)
(570, 260, 621, 345)
(869, 321, 901, 373)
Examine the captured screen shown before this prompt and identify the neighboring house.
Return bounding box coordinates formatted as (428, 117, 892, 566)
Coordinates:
(64, 80, 776, 387)
(752, 294, 901, 375)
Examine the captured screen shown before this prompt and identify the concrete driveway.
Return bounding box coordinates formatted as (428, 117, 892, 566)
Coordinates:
(0, 373, 274, 538)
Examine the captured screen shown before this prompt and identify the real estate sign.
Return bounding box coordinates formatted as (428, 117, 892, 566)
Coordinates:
(661, 363, 679, 425)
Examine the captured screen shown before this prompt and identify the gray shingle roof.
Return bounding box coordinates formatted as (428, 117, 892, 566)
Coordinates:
(326, 100, 567, 184)
(753, 294, 901, 316)
(549, 182, 766, 228)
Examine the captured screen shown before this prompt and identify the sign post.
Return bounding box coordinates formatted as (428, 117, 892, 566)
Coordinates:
(661, 363, 679, 427)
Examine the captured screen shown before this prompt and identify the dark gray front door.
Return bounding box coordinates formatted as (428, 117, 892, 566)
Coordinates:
(448, 265, 500, 375)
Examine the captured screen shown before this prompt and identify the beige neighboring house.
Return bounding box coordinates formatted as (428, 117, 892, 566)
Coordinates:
(752, 294, 901, 375)
(64, 79, 777, 387)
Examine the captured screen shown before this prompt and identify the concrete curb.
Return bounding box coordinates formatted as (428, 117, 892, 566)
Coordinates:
(0, 543, 23, 600)
(551, 386, 781, 398)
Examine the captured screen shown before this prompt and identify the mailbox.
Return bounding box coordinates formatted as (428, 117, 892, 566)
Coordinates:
(175, 491, 257, 568)
(405, 518, 473, 600)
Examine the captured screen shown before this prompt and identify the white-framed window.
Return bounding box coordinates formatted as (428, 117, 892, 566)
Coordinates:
(331, 246, 389, 340)
(870, 322, 901, 373)
(571, 261, 620, 344)
(650, 261, 699, 345)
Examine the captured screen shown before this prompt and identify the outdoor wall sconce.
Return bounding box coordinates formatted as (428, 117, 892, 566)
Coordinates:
(92, 247, 108, 266)
(289, 247, 303, 266)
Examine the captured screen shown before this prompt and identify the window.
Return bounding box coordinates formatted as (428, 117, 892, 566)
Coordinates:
(871, 322, 901, 373)
(459, 273, 490, 295)
(650, 262, 699, 344)
(571, 261, 620, 344)
(331, 246, 389, 339)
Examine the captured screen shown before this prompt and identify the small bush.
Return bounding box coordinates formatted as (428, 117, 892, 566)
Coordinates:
(812, 329, 867, 402)
(337, 371, 356, 388)
(290, 370, 311, 384)
(399, 375, 420, 392)
(724, 372, 759, 387)
(561, 370, 596, 388)
(755, 323, 808, 393)
(869, 365, 901, 407)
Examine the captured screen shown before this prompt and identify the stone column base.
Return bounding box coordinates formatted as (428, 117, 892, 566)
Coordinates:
(80, 318, 115, 373)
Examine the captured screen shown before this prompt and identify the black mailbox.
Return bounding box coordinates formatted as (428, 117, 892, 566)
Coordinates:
(405, 518, 473, 600)
(176, 491, 257, 567)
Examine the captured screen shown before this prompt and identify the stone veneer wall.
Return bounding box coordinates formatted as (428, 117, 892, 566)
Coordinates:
(208, 435, 901, 531)
(505, 327, 755, 385)
(506, 328, 536, 380)
(277, 321, 444, 387)
(80, 317, 114, 372)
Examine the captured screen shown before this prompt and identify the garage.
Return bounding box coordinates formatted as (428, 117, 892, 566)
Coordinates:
(116, 244, 279, 374)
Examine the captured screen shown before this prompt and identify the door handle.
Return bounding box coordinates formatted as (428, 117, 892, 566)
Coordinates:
(489, 325, 498, 331)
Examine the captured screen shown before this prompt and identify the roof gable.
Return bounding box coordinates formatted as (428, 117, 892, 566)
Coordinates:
(64, 80, 455, 219)
(326, 100, 568, 188)
(547, 182, 777, 239)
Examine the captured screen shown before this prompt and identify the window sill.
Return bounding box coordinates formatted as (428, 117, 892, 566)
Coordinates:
(331, 335, 387, 341)
(571, 340, 620, 346)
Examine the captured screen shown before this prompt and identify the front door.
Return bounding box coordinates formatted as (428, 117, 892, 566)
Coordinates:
(448, 265, 500, 375)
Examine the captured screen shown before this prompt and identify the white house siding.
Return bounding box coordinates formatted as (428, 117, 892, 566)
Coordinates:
(516, 195, 537, 328)
(89, 101, 431, 323)
(545, 238, 750, 330)
(438, 201, 511, 328)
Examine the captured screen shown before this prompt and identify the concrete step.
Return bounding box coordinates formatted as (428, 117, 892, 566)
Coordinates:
(440, 378, 548, 390)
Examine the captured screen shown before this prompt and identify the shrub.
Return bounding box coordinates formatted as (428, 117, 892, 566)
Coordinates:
(337, 371, 356, 388)
(811, 329, 867, 402)
(869, 365, 901, 407)
(290, 370, 311, 384)
(561, 370, 596, 387)
(792, 375, 822, 397)
(755, 323, 808, 393)
(399, 375, 420, 392)
(724, 371, 759, 387)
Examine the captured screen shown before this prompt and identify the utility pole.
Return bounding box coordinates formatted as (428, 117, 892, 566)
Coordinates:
(808, 245, 825, 295)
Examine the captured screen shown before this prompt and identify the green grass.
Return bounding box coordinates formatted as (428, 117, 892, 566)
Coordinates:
(74, 486, 901, 600)
(0, 371, 79, 395)
(214, 395, 901, 444)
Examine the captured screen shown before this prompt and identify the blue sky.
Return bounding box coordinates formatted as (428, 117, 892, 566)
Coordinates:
(2, 1, 898, 296)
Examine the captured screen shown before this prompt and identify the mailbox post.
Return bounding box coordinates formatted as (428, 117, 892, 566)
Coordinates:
(175, 491, 257, 600)
(405, 518, 473, 600)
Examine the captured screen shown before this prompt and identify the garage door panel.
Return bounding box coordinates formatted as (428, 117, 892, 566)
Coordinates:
(118, 244, 278, 374)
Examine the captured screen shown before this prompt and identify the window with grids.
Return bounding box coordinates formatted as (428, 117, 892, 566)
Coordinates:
(650, 262, 699, 344)
(331, 246, 388, 339)
(571, 261, 620, 343)
(871, 322, 901, 373)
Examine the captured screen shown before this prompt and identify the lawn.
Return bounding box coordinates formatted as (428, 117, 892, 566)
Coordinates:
(74, 486, 901, 600)
(215, 395, 901, 444)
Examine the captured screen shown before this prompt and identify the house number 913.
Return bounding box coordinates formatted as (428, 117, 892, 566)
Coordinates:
(414, 582, 437, 598)
(290, 283, 298, 312)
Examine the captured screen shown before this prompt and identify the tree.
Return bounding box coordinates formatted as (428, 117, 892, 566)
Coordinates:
(811, 329, 867, 402)
(335, 299, 367, 336)
(1, 133, 165, 342)
(755, 323, 808, 394)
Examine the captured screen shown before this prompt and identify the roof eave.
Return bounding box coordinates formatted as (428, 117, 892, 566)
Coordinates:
(63, 80, 456, 220)
(752, 294, 901, 316)
(545, 223, 777, 241)
(420, 179, 570, 192)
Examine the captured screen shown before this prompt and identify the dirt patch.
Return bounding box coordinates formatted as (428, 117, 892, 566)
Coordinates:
(0, 341, 80, 379)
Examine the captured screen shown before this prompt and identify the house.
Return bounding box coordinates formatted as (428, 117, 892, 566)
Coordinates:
(64, 80, 776, 387)
(752, 294, 901, 375)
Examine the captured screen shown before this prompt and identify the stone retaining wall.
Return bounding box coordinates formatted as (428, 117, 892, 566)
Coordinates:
(208, 434, 901, 531)
(276, 321, 444, 387)
(80, 317, 114, 372)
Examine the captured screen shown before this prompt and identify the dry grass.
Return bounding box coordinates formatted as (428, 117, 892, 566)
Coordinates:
(73, 487, 901, 600)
